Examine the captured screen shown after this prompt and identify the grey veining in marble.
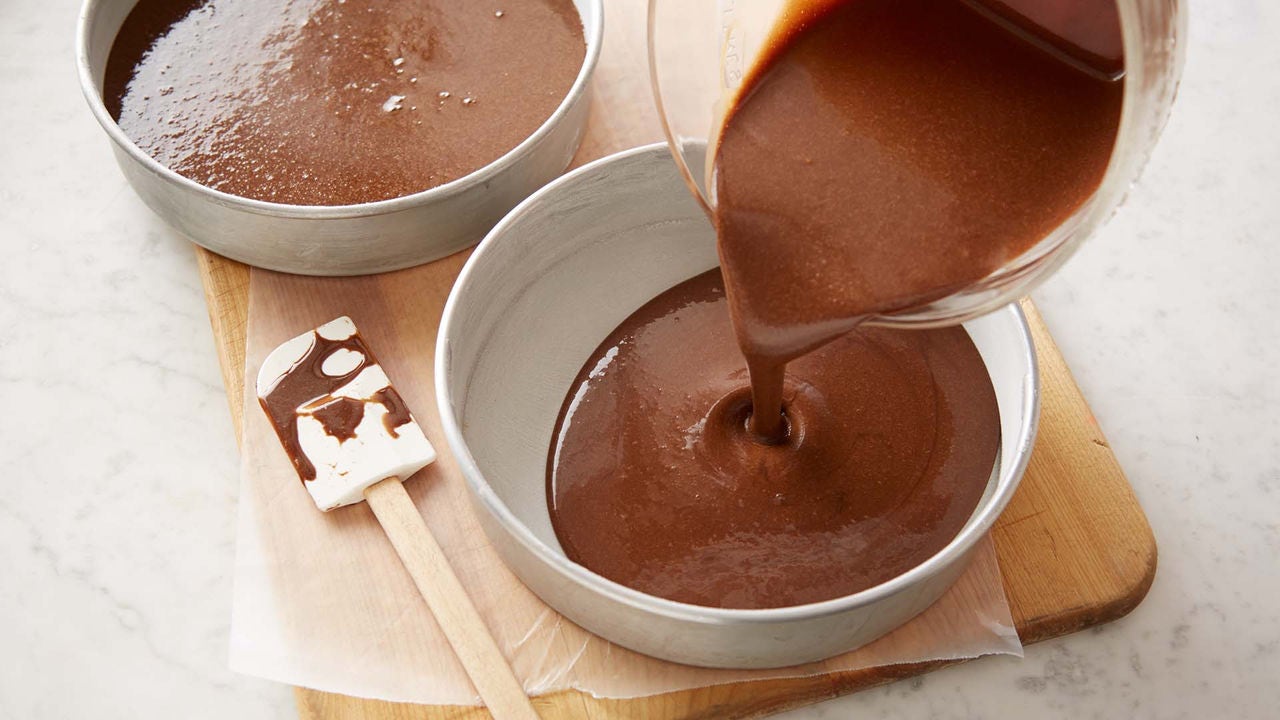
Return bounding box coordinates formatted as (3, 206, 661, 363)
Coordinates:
(1, 2, 290, 718)
(1, 0, 1276, 718)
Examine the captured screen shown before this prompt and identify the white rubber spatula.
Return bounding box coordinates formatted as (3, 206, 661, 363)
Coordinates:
(256, 316, 539, 720)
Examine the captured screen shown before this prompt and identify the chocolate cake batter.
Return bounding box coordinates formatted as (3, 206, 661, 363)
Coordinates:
(104, 0, 585, 205)
(549, 0, 1124, 609)
(714, 0, 1123, 438)
(977, 0, 1124, 77)
(548, 271, 999, 608)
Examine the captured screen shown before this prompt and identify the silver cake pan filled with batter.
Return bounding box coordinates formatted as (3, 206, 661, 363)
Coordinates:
(435, 143, 1040, 669)
(76, 0, 603, 276)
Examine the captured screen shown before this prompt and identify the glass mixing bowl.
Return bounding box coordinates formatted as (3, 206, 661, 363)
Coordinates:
(648, 0, 1186, 328)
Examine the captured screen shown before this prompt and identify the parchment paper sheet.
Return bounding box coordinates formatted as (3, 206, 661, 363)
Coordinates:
(227, 264, 1022, 706)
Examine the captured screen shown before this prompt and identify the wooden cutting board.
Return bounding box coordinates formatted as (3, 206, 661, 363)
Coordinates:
(193, 1, 1156, 716)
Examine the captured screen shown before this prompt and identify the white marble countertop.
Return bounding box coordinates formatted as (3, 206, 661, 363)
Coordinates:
(2, 1, 1276, 718)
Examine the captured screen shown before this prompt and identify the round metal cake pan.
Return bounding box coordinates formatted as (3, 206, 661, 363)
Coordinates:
(76, 0, 603, 276)
(435, 143, 1041, 669)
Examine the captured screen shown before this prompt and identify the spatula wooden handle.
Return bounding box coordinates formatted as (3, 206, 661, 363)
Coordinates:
(364, 477, 540, 720)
